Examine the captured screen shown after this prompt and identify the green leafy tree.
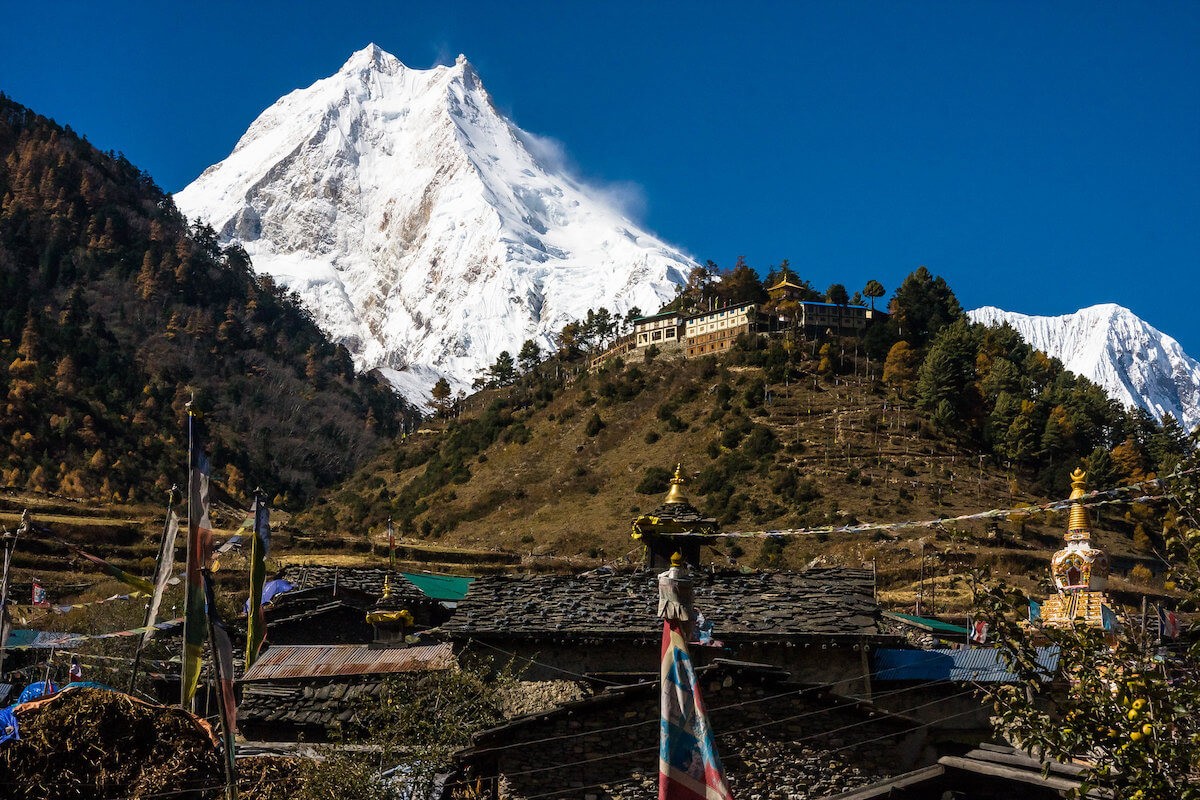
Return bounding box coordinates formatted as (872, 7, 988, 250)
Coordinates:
(863, 279, 886, 310)
(888, 266, 963, 349)
(517, 339, 542, 374)
(487, 351, 517, 387)
(825, 283, 849, 306)
(978, 440, 1200, 800)
(715, 256, 768, 306)
(431, 377, 453, 418)
(915, 320, 980, 430)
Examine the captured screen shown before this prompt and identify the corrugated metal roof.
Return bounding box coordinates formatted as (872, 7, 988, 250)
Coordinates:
(241, 642, 454, 682)
(872, 646, 1060, 683)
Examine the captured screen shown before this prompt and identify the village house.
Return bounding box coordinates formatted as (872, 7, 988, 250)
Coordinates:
(278, 565, 455, 630)
(684, 301, 757, 356)
(438, 469, 902, 691)
(631, 310, 686, 351)
(818, 744, 1096, 800)
(451, 659, 936, 800)
(238, 641, 455, 741)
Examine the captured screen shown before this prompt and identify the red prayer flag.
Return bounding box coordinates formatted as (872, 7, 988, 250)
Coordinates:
(659, 619, 733, 800)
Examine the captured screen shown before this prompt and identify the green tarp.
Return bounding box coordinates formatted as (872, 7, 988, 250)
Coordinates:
(399, 571, 475, 602)
(884, 612, 970, 636)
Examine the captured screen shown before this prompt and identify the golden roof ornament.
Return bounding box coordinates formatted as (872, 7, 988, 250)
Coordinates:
(382, 574, 393, 600)
(1049, 467, 1110, 593)
(1066, 467, 1092, 542)
(670, 551, 684, 567)
(663, 464, 689, 505)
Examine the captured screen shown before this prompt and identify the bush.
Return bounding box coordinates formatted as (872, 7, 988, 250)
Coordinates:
(584, 412, 605, 436)
(743, 425, 778, 459)
(644, 430, 660, 445)
(636, 466, 674, 495)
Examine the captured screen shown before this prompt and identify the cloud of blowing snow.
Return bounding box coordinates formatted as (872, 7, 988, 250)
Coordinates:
(517, 129, 648, 223)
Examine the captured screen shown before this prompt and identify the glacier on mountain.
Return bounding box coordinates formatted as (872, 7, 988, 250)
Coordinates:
(968, 304, 1200, 432)
(175, 45, 695, 405)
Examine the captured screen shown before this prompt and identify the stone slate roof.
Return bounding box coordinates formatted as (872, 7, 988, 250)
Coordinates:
(439, 568, 882, 642)
(240, 677, 384, 735)
(643, 499, 715, 526)
(280, 566, 430, 606)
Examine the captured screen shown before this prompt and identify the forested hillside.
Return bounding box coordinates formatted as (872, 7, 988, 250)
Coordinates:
(298, 264, 1186, 589)
(0, 94, 416, 505)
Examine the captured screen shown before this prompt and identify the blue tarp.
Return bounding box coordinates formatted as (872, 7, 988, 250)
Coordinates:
(61, 682, 116, 693)
(873, 646, 1060, 683)
(14, 681, 57, 705)
(0, 707, 17, 745)
(243, 578, 295, 614)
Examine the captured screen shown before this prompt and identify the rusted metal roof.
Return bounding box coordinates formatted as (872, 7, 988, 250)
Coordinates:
(241, 642, 454, 682)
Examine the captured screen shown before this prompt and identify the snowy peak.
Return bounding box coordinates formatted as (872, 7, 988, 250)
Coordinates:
(340, 43, 402, 75)
(175, 46, 694, 405)
(968, 304, 1200, 431)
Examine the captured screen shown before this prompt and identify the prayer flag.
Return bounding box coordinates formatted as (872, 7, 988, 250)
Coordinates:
(659, 619, 733, 800)
(71, 547, 155, 595)
(245, 496, 270, 668)
(1158, 606, 1181, 639)
(1101, 604, 1120, 631)
(182, 439, 213, 706)
(68, 656, 83, 682)
(31, 582, 47, 607)
(1028, 600, 1041, 624)
(140, 509, 180, 649)
(388, 518, 396, 570)
(202, 570, 238, 796)
(970, 620, 989, 645)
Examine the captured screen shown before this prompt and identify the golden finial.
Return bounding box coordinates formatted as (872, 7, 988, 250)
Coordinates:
(1066, 467, 1091, 541)
(670, 551, 684, 567)
(382, 574, 393, 599)
(664, 464, 689, 505)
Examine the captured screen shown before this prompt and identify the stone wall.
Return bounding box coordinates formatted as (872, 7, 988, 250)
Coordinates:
(458, 667, 934, 800)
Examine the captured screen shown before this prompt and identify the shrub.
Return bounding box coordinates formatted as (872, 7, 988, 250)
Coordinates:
(743, 425, 778, 459)
(584, 412, 605, 436)
(636, 466, 674, 495)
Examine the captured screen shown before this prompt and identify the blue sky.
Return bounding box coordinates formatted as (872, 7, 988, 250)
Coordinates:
(3, 2, 1198, 351)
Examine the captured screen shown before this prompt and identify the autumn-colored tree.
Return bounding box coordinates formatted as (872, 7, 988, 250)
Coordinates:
(1111, 438, 1150, 484)
(978, 436, 1200, 800)
(882, 340, 918, 396)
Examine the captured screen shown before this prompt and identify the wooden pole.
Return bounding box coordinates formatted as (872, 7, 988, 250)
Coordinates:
(916, 541, 926, 617)
(0, 511, 28, 680)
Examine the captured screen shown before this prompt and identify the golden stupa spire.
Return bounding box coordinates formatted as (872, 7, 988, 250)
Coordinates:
(382, 573, 393, 599)
(1066, 467, 1092, 542)
(663, 464, 689, 505)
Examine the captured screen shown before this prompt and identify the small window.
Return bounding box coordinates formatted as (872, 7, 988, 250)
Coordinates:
(652, 330, 662, 341)
(666, 329, 676, 338)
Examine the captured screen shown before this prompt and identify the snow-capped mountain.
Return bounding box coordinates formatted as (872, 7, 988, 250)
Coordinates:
(175, 45, 694, 404)
(968, 304, 1200, 432)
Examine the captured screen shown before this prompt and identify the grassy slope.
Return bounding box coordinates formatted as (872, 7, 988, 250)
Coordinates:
(10, 346, 1171, 615)
(297, 347, 1169, 611)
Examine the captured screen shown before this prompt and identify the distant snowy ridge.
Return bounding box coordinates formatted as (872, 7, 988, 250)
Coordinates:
(175, 45, 694, 405)
(968, 304, 1200, 432)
